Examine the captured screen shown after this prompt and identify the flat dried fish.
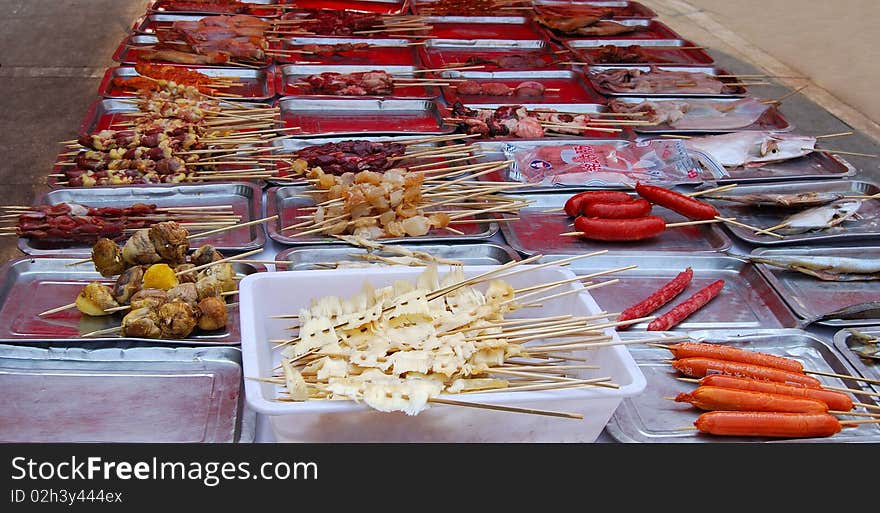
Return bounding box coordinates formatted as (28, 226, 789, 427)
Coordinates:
(685, 131, 816, 168)
(706, 191, 844, 208)
(746, 254, 880, 281)
(778, 200, 861, 235)
(801, 301, 880, 328)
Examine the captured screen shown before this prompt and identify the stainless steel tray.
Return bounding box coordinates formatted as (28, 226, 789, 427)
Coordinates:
(274, 243, 520, 270)
(276, 98, 454, 137)
(611, 96, 792, 134)
(266, 186, 499, 245)
(543, 253, 796, 329)
(424, 38, 550, 50)
(0, 345, 246, 442)
(0, 257, 264, 345)
(467, 138, 728, 191)
(712, 180, 880, 246)
(19, 183, 266, 256)
(499, 192, 733, 255)
(438, 69, 605, 104)
(751, 246, 880, 327)
(606, 329, 880, 443)
(587, 65, 748, 97)
(277, 64, 440, 100)
(832, 327, 880, 400)
(98, 65, 277, 101)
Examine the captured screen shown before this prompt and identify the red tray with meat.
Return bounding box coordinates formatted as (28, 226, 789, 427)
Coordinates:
(532, 1, 657, 19)
(277, 65, 440, 99)
(268, 37, 418, 65)
(587, 65, 748, 97)
(278, 0, 409, 15)
(419, 40, 563, 71)
(439, 70, 605, 104)
(566, 39, 714, 66)
(277, 98, 454, 136)
(423, 17, 549, 41)
(410, 0, 531, 16)
(538, 18, 681, 42)
(148, 0, 283, 17)
(99, 65, 277, 101)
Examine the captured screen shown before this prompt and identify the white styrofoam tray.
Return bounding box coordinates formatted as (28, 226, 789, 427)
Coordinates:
(240, 265, 646, 442)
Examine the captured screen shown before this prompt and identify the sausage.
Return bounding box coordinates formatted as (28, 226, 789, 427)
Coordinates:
(618, 267, 692, 327)
(635, 183, 718, 221)
(581, 198, 652, 219)
(672, 357, 822, 388)
(663, 342, 804, 373)
(694, 411, 841, 438)
(563, 191, 632, 217)
(696, 375, 853, 412)
(573, 216, 666, 241)
(676, 386, 828, 413)
(646, 279, 724, 331)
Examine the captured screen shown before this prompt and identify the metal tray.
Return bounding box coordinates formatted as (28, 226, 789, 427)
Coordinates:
(148, 0, 282, 17)
(277, 64, 439, 99)
(0, 345, 247, 442)
(606, 329, 880, 443)
(467, 138, 727, 191)
(720, 151, 856, 183)
(265, 185, 499, 245)
(543, 19, 681, 43)
(279, 0, 409, 14)
(419, 39, 561, 71)
(77, 98, 137, 135)
(112, 34, 271, 68)
(19, 183, 266, 256)
(410, 0, 529, 15)
(270, 37, 418, 66)
(422, 17, 548, 41)
(751, 246, 880, 327)
(587, 65, 748, 97)
(833, 327, 880, 399)
(98, 65, 277, 101)
(610, 96, 791, 134)
(713, 180, 880, 246)
(532, 0, 657, 18)
(276, 97, 453, 136)
(274, 243, 520, 269)
(0, 257, 264, 345)
(566, 39, 713, 66)
(543, 253, 796, 329)
(498, 192, 732, 255)
(131, 13, 273, 34)
(438, 70, 605, 104)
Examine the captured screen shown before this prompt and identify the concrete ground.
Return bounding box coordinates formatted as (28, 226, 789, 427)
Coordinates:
(0, 0, 877, 264)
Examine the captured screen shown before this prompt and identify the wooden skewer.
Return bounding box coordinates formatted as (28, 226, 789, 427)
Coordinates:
(176, 248, 262, 276)
(717, 216, 785, 239)
(807, 148, 879, 158)
(185, 215, 277, 240)
(427, 397, 582, 419)
(814, 131, 853, 139)
(805, 369, 880, 386)
(687, 184, 738, 197)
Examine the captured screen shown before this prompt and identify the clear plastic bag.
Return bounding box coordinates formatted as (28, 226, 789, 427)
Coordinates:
(504, 139, 728, 187)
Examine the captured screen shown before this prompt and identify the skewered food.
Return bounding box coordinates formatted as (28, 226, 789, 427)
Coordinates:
(284, 10, 383, 36)
(536, 16, 639, 37)
(461, 54, 554, 69)
(113, 63, 225, 96)
(197, 296, 228, 331)
(672, 357, 822, 387)
(300, 42, 372, 56)
(113, 266, 145, 304)
(142, 263, 179, 291)
(594, 45, 663, 64)
(694, 375, 853, 412)
(450, 102, 596, 138)
(123, 230, 163, 265)
(76, 282, 121, 316)
(148, 15, 269, 64)
(190, 244, 225, 266)
(607, 97, 771, 130)
(121, 307, 163, 338)
(93, 237, 126, 277)
(175, 264, 198, 283)
(154, 0, 252, 14)
(742, 253, 880, 281)
(455, 80, 547, 97)
(693, 411, 843, 438)
(149, 220, 189, 263)
(684, 131, 816, 167)
(676, 386, 829, 413)
(646, 279, 724, 331)
(198, 262, 237, 292)
(776, 200, 861, 235)
(706, 192, 844, 208)
(130, 288, 168, 310)
(299, 70, 395, 96)
(167, 282, 199, 307)
(617, 268, 693, 328)
(591, 67, 739, 95)
(635, 183, 718, 221)
(662, 342, 804, 372)
(158, 301, 200, 338)
(281, 140, 407, 175)
(417, 0, 531, 15)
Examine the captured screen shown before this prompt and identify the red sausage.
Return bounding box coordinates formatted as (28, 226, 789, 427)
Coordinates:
(563, 191, 632, 217)
(664, 342, 804, 373)
(635, 183, 718, 220)
(675, 386, 828, 413)
(646, 279, 724, 331)
(672, 357, 822, 388)
(573, 216, 666, 241)
(697, 375, 853, 412)
(581, 198, 652, 219)
(694, 411, 841, 438)
(618, 267, 692, 327)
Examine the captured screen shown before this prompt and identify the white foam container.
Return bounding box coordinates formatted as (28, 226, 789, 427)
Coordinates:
(240, 265, 646, 442)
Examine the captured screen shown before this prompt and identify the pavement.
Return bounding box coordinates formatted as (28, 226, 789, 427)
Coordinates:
(0, 0, 878, 264)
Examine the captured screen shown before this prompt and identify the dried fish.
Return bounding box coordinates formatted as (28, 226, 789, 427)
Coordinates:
(801, 301, 880, 327)
(685, 131, 816, 168)
(777, 200, 861, 235)
(845, 329, 880, 361)
(745, 254, 880, 281)
(706, 191, 844, 208)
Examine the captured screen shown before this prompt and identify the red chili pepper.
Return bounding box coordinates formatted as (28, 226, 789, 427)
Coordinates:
(563, 191, 632, 217)
(618, 267, 692, 328)
(581, 198, 652, 219)
(635, 183, 718, 220)
(573, 216, 666, 241)
(647, 279, 724, 331)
